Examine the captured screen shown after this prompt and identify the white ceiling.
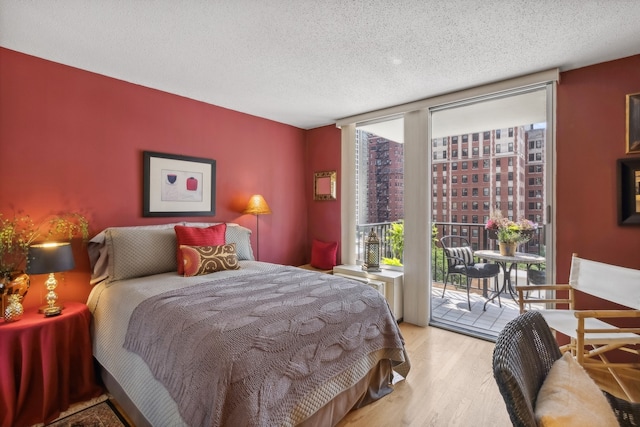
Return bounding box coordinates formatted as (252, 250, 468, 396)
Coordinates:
(2, 1, 640, 130)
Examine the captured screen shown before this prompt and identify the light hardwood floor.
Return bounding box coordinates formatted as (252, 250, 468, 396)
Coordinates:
(337, 323, 512, 427)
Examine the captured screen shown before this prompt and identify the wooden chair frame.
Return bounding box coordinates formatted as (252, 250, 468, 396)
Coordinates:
(517, 254, 640, 402)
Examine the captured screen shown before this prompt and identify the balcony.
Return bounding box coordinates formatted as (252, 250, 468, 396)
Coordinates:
(356, 221, 546, 338)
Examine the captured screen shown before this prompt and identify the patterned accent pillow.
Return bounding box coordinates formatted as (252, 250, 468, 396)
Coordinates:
(445, 246, 475, 267)
(174, 224, 227, 274)
(105, 227, 178, 283)
(180, 244, 240, 277)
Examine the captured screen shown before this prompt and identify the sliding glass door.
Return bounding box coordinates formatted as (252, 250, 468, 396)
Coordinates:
(428, 85, 554, 340)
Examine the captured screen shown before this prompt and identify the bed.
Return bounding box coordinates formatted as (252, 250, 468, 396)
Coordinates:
(86, 223, 410, 427)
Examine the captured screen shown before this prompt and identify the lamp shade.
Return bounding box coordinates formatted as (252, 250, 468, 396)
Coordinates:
(243, 194, 272, 215)
(26, 242, 75, 275)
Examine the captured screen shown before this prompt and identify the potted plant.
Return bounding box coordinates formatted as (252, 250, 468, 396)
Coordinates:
(0, 212, 89, 318)
(487, 212, 538, 256)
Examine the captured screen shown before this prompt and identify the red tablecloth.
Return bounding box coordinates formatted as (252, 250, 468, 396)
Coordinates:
(0, 301, 103, 427)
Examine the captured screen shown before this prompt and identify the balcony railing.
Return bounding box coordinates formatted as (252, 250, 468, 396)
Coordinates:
(356, 221, 546, 285)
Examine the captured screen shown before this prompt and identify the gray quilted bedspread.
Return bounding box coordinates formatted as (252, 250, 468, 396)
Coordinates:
(123, 266, 409, 427)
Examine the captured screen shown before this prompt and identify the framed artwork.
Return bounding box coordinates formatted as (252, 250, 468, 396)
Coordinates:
(143, 151, 216, 217)
(617, 158, 640, 225)
(314, 171, 337, 200)
(626, 93, 640, 154)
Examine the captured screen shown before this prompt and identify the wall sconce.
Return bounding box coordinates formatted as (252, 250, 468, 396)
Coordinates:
(362, 229, 381, 272)
(27, 242, 75, 317)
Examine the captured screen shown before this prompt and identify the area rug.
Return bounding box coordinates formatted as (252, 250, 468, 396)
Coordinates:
(32, 394, 130, 427)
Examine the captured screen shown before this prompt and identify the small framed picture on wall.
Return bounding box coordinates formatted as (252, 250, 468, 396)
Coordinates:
(626, 93, 640, 154)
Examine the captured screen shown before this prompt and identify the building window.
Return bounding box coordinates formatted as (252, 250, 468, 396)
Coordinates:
(452, 176, 458, 183)
(472, 188, 478, 197)
(508, 172, 513, 181)
(462, 134, 468, 143)
(483, 173, 490, 182)
(462, 148, 468, 157)
(508, 128, 513, 137)
(483, 145, 490, 155)
(461, 175, 468, 183)
(472, 202, 478, 210)
(452, 162, 458, 170)
(508, 142, 513, 152)
(472, 147, 479, 156)
(508, 186, 513, 195)
(496, 187, 501, 196)
(472, 133, 479, 142)
(483, 188, 490, 196)
(462, 161, 468, 170)
(496, 144, 501, 153)
(472, 215, 479, 224)
(452, 189, 457, 196)
(461, 215, 468, 223)
(472, 174, 479, 183)
(452, 149, 458, 157)
(496, 129, 501, 138)
(483, 131, 490, 140)
(483, 201, 490, 210)
(452, 136, 458, 144)
(496, 159, 501, 167)
(452, 202, 458, 210)
(482, 159, 489, 168)
(462, 202, 468, 210)
(496, 173, 501, 181)
(462, 188, 468, 197)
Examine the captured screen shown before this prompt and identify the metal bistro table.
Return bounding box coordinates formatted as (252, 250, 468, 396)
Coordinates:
(474, 250, 545, 311)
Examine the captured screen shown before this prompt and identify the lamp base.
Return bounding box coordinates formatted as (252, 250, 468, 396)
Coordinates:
(40, 304, 64, 317)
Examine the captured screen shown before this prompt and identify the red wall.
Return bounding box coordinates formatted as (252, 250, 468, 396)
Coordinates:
(556, 55, 640, 296)
(0, 48, 308, 310)
(305, 125, 342, 263)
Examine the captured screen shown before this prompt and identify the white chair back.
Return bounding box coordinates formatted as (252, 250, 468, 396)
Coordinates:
(569, 255, 640, 309)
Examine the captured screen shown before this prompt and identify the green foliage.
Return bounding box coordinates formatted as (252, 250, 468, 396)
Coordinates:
(381, 257, 403, 266)
(385, 220, 404, 261)
(0, 212, 89, 274)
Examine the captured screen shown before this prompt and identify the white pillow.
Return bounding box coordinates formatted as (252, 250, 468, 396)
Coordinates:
(535, 352, 618, 427)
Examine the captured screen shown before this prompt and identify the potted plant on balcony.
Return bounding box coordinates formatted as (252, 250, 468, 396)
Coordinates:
(0, 212, 89, 319)
(497, 221, 533, 256)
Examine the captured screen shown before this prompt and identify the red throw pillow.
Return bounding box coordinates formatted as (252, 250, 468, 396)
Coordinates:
(310, 239, 338, 270)
(174, 224, 227, 274)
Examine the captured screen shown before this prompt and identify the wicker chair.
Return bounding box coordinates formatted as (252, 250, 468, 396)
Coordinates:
(493, 311, 640, 427)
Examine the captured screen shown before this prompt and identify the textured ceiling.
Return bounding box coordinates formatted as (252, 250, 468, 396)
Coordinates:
(2, 1, 640, 129)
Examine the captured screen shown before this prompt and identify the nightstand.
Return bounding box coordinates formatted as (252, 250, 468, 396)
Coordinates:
(0, 301, 103, 427)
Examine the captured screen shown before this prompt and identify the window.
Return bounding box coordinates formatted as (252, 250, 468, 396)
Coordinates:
(452, 176, 458, 183)
(483, 131, 490, 140)
(452, 162, 458, 170)
(472, 174, 478, 183)
(462, 188, 468, 196)
(496, 144, 501, 153)
(462, 161, 468, 169)
(452, 136, 458, 144)
(496, 129, 501, 138)
(508, 201, 513, 210)
(452, 202, 458, 209)
(452, 149, 458, 157)
(461, 215, 468, 223)
(462, 202, 468, 210)
(462, 148, 468, 157)
(472, 147, 479, 156)
(462, 135, 468, 143)
(483, 159, 489, 168)
(483, 188, 490, 196)
(483, 201, 490, 210)
(472, 133, 479, 142)
(483, 145, 490, 155)
(472, 188, 478, 196)
(483, 173, 490, 182)
(496, 159, 501, 167)
(508, 186, 513, 195)
(452, 189, 458, 196)
(508, 128, 513, 137)
(452, 215, 457, 222)
(472, 160, 478, 169)
(508, 172, 513, 181)
(508, 142, 513, 152)
(496, 173, 501, 181)
(472, 202, 478, 210)
(472, 215, 478, 224)
(461, 175, 468, 183)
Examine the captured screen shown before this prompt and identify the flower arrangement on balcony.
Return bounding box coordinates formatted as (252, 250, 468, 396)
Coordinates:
(485, 211, 538, 256)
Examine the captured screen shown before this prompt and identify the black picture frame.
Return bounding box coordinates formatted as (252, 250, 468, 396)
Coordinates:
(617, 158, 640, 225)
(143, 151, 216, 217)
